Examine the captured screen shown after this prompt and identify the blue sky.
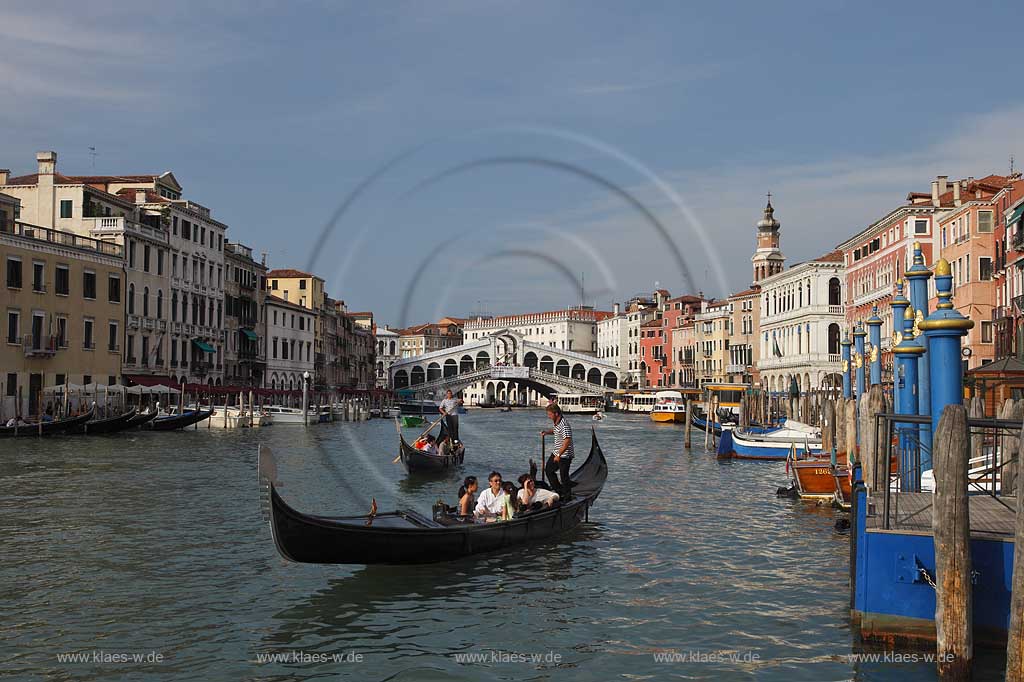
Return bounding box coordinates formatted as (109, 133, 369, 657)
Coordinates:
(3, 1, 1023, 326)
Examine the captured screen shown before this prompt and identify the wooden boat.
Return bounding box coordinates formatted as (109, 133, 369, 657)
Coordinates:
(690, 411, 724, 436)
(717, 422, 823, 461)
(124, 411, 158, 429)
(66, 408, 139, 435)
(257, 430, 608, 564)
(788, 449, 850, 502)
(0, 406, 96, 437)
(833, 464, 852, 510)
(145, 409, 214, 431)
(399, 434, 465, 474)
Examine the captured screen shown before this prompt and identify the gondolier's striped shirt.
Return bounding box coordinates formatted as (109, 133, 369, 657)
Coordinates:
(554, 417, 574, 460)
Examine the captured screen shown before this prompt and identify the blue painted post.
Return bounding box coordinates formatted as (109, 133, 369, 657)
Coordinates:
(893, 307, 924, 491)
(853, 322, 867, 399)
(905, 242, 933, 450)
(919, 259, 973, 472)
(841, 332, 852, 399)
(866, 306, 882, 387)
(890, 281, 910, 411)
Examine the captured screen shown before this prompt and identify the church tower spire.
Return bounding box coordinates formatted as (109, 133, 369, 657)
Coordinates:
(751, 193, 785, 286)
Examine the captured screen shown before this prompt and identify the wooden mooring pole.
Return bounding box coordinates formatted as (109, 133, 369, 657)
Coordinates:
(933, 404, 972, 680)
(683, 398, 692, 449)
(1008, 445, 1024, 681)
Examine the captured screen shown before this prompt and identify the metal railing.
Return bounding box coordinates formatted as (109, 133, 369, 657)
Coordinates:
(873, 412, 1019, 531)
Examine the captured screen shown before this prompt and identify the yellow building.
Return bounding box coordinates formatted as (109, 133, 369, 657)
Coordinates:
(694, 299, 731, 385)
(2, 214, 124, 418)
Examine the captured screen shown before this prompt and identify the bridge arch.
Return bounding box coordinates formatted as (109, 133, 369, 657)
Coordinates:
(411, 366, 425, 385)
(394, 369, 409, 388)
(603, 371, 617, 388)
(524, 351, 538, 368)
(444, 359, 458, 377)
(460, 355, 474, 373)
(427, 362, 441, 382)
(571, 363, 586, 380)
(540, 355, 554, 373)
(556, 359, 569, 376)
(476, 351, 490, 369)
(587, 368, 601, 385)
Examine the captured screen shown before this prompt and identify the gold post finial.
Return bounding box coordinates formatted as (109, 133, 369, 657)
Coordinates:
(934, 258, 951, 276)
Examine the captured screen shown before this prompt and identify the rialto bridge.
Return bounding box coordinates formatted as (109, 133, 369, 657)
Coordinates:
(389, 330, 624, 404)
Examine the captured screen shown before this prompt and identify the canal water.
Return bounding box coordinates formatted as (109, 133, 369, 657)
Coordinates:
(0, 410, 1007, 680)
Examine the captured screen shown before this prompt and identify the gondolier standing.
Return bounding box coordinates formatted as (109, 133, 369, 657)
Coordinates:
(438, 389, 462, 443)
(541, 403, 574, 499)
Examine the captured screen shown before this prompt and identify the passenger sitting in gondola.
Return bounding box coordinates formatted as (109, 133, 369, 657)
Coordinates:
(474, 471, 506, 520)
(414, 434, 438, 454)
(501, 481, 518, 519)
(517, 474, 559, 511)
(457, 476, 478, 517)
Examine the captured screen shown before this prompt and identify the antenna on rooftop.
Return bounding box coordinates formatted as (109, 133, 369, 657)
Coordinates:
(1011, 155, 1016, 176)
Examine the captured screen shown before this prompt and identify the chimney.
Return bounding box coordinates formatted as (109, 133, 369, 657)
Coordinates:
(613, 302, 620, 316)
(135, 189, 147, 204)
(37, 151, 56, 176)
(0, 169, 8, 185)
(953, 181, 961, 207)
(937, 175, 948, 197)
(931, 180, 940, 207)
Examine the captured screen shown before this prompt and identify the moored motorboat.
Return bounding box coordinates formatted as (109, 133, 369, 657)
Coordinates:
(257, 430, 608, 564)
(717, 422, 823, 461)
(0, 406, 96, 437)
(650, 390, 686, 423)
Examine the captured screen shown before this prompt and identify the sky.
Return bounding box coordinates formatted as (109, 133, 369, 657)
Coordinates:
(3, 0, 1024, 327)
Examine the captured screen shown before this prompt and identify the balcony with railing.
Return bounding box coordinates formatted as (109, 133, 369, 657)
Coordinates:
(4, 221, 123, 258)
(23, 334, 58, 357)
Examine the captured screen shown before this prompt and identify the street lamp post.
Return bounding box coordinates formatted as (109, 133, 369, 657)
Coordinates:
(302, 371, 310, 427)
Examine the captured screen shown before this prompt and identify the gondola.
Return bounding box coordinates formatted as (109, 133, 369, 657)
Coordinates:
(257, 430, 608, 564)
(398, 434, 464, 473)
(124, 411, 158, 429)
(144, 408, 213, 431)
(0, 406, 96, 438)
(66, 408, 140, 435)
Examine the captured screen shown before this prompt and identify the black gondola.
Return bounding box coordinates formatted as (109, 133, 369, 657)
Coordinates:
(0, 406, 96, 438)
(144, 409, 213, 431)
(257, 430, 609, 564)
(65, 408, 139, 435)
(124, 411, 158, 429)
(398, 435, 465, 473)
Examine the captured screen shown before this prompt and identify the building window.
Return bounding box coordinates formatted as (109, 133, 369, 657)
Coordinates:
(143, 287, 149, 317)
(128, 283, 135, 314)
(52, 265, 68, 295)
(157, 249, 164, 276)
(144, 245, 151, 272)
(6, 256, 22, 289)
(83, 319, 94, 349)
(914, 219, 928, 234)
(128, 240, 136, 268)
(126, 334, 135, 362)
(56, 317, 67, 347)
(83, 271, 97, 299)
(979, 257, 993, 282)
(978, 210, 993, 234)
(59, 200, 73, 219)
(981, 321, 993, 343)
(6, 373, 15, 396)
(32, 262, 44, 292)
(108, 275, 120, 303)
(108, 322, 118, 352)
(6, 310, 18, 344)
(299, 280, 307, 290)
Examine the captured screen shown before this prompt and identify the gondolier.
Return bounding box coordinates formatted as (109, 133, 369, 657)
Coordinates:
(438, 390, 462, 443)
(541, 403, 574, 498)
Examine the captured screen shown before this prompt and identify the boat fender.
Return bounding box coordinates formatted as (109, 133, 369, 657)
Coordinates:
(775, 484, 798, 499)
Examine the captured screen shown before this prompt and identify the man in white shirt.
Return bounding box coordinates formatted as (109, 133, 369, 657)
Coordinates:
(540, 403, 575, 498)
(474, 471, 506, 519)
(438, 389, 463, 442)
(517, 475, 559, 510)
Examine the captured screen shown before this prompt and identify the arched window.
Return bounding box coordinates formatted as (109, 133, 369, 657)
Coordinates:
(827, 323, 841, 355)
(828, 277, 842, 306)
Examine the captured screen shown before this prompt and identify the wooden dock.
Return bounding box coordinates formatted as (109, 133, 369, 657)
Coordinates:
(866, 492, 1017, 541)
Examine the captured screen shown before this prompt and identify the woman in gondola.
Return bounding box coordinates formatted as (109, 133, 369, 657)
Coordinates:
(457, 476, 478, 518)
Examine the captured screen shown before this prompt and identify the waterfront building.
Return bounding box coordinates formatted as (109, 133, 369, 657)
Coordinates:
(398, 318, 464, 358)
(669, 317, 698, 388)
(265, 269, 337, 388)
(223, 242, 267, 386)
(640, 294, 703, 388)
(694, 299, 731, 385)
(756, 251, 846, 394)
(265, 295, 315, 391)
(1, 214, 124, 417)
(726, 287, 760, 385)
(596, 303, 627, 375)
(463, 307, 608, 354)
(936, 176, 1019, 370)
(373, 325, 400, 388)
(993, 178, 1024, 360)
(624, 293, 660, 387)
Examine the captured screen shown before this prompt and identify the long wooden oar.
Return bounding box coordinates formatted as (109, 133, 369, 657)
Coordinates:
(393, 414, 446, 463)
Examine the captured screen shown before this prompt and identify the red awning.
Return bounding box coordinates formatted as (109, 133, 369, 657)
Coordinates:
(124, 374, 180, 388)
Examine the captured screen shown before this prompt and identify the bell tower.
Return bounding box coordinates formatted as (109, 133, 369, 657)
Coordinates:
(751, 193, 785, 285)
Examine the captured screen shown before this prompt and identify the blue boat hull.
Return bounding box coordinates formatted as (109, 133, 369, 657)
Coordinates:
(717, 430, 821, 461)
